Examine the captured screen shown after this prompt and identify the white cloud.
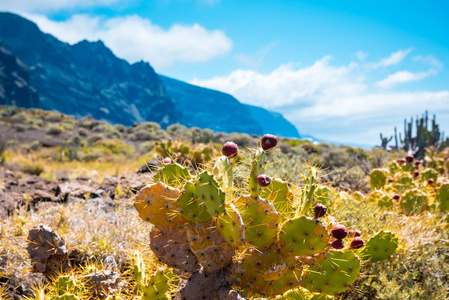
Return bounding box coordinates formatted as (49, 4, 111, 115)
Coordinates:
(370, 48, 413, 68)
(191, 56, 365, 108)
(23, 13, 232, 69)
(355, 51, 369, 60)
(375, 55, 442, 89)
(235, 41, 279, 68)
(191, 55, 448, 145)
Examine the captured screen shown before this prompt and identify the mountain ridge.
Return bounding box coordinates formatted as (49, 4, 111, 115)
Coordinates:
(0, 11, 300, 137)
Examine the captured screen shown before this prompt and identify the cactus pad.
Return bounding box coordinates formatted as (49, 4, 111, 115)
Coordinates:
(57, 294, 79, 300)
(186, 221, 235, 273)
(313, 186, 334, 208)
(249, 148, 266, 198)
(261, 178, 296, 219)
(177, 171, 226, 222)
(392, 172, 415, 193)
(142, 269, 171, 300)
(400, 188, 427, 214)
(153, 162, 191, 187)
(421, 168, 438, 184)
(214, 156, 234, 189)
(369, 169, 387, 190)
(234, 195, 280, 249)
(149, 226, 200, 273)
(361, 231, 398, 262)
(135, 182, 186, 227)
(279, 216, 330, 257)
(436, 183, 449, 211)
(55, 275, 85, 296)
(301, 250, 361, 295)
(230, 246, 302, 296)
(215, 203, 245, 247)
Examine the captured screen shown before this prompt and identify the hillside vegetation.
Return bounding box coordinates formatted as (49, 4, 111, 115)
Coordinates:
(0, 106, 448, 299)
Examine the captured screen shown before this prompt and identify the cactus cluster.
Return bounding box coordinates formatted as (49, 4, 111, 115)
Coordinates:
(134, 134, 368, 299)
(367, 153, 449, 214)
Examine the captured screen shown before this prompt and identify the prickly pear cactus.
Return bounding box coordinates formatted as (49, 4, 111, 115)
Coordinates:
(141, 269, 171, 300)
(214, 156, 234, 189)
(234, 195, 280, 250)
(260, 178, 296, 219)
(186, 221, 235, 273)
(436, 183, 449, 211)
(153, 162, 191, 187)
(55, 275, 85, 296)
(361, 231, 398, 262)
(400, 188, 427, 214)
(177, 171, 225, 222)
(278, 216, 329, 257)
(392, 172, 415, 193)
(134, 182, 187, 227)
(369, 169, 387, 190)
(215, 203, 245, 247)
(249, 148, 266, 197)
(313, 185, 334, 208)
(301, 250, 361, 295)
(420, 168, 438, 184)
(56, 294, 79, 300)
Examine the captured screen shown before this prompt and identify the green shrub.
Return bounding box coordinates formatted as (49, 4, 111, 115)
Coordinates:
(47, 124, 63, 135)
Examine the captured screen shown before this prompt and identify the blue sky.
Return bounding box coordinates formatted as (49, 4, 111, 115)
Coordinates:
(2, 0, 449, 146)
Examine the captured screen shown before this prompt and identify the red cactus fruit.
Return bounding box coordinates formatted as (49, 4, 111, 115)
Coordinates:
(350, 237, 364, 249)
(261, 134, 278, 151)
(331, 239, 344, 249)
(414, 160, 421, 166)
(256, 174, 271, 187)
(162, 157, 172, 164)
(348, 229, 361, 238)
(388, 177, 394, 183)
(428, 178, 434, 185)
(397, 158, 406, 165)
(413, 170, 419, 178)
(222, 141, 238, 158)
(392, 194, 400, 200)
(314, 203, 327, 219)
(406, 155, 414, 163)
(330, 225, 348, 240)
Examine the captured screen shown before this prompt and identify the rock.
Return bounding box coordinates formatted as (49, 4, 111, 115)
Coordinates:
(0, 190, 15, 218)
(176, 270, 227, 300)
(58, 180, 97, 200)
(82, 270, 124, 300)
(26, 224, 70, 278)
(99, 177, 118, 199)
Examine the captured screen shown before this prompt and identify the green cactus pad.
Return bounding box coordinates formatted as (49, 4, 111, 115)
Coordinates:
(230, 246, 302, 296)
(436, 183, 449, 211)
(366, 190, 393, 208)
(134, 182, 187, 227)
(279, 287, 335, 299)
(400, 188, 427, 214)
(177, 181, 212, 222)
(195, 171, 226, 216)
(421, 168, 438, 184)
(361, 231, 398, 262)
(388, 160, 399, 174)
(369, 169, 387, 190)
(142, 269, 171, 300)
(55, 275, 85, 296)
(301, 250, 361, 295)
(149, 226, 200, 273)
(313, 185, 334, 208)
(186, 221, 235, 273)
(215, 203, 245, 247)
(132, 250, 146, 293)
(234, 195, 280, 249)
(279, 216, 329, 257)
(214, 156, 234, 189)
(249, 148, 266, 198)
(260, 178, 296, 219)
(392, 172, 415, 193)
(57, 294, 79, 300)
(402, 162, 415, 173)
(153, 162, 191, 187)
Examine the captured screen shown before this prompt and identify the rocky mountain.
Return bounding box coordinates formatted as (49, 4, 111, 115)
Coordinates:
(0, 42, 39, 108)
(0, 12, 176, 127)
(0, 12, 301, 137)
